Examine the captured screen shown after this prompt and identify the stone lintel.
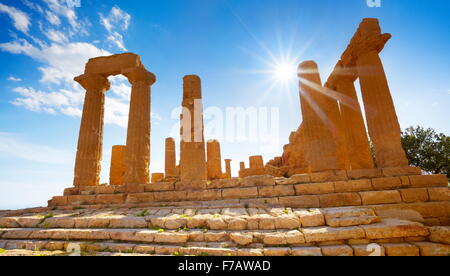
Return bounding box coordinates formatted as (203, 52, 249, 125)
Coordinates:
(84, 53, 144, 77)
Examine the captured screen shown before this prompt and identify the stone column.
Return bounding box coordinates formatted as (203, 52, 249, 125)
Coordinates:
(109, 145, 126, 185)
(180, 75, 207, 180)
(123, 68, 156, 186)
(225, 159, 232, 178)
(357, 50, 408, 168)
(73, 74, 110, 187)
(165, 138, 177, 178)
(298, 61, 344, 172)
(207, 140, 223, 180)
(240, 162, 246, 170)
(331, 63, 374, 169)
(249, 156, 264, 169)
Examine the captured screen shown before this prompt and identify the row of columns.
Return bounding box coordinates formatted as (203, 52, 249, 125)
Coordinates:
(73, 68, 155, 187)
(297, 18, 408, 172)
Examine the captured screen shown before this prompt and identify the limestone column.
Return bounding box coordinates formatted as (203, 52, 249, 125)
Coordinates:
(73, 74, 110, 187)
(179, 75, 207, 180)
(249, 156, 264, 169)
(298, 61, 344, 172)
(123, 68, 156, 185)
(165, 138, 177, 178)
(240, 162, 246, 170)
(357, 50, 408, 168)
(207, 140, 223, 180)
(225, 159, 232, 178)
(332, 63, 374, 169)
(110, 145, 126, 185)
(350, 19, 407, 168)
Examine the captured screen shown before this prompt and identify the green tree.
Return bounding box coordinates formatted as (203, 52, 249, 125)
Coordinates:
(401, 126, 449, 178)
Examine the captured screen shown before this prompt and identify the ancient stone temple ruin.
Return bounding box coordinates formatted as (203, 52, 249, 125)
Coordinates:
(0, 18, 449, 256)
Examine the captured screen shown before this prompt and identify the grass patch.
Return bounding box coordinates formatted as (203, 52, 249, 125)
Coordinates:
(0, 248, 6, 254)
(135, 209, 150, 217)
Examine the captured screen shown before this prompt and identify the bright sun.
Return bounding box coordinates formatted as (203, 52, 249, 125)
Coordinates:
(274, 62, 296, 82)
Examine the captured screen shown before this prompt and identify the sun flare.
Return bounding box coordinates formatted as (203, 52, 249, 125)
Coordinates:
(273, 62, 297, 82)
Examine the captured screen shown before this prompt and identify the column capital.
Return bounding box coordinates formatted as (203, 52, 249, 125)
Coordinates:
(74, 74, 110, 92)
(340, 18, 391, 67)
(123, 67, 156, 85)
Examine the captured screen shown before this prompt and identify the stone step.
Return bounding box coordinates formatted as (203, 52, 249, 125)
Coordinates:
(50, 185, 450, 210)
(1, 238, 448, 256)
(0, 207, 380, 231)
(0, 219, 431, 247)
(60, 174, 447, 199)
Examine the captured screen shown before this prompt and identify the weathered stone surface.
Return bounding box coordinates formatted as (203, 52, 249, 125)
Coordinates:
(241, 175, 275, 187)
(151, 173, 165, 183)
(326, 216, 380, 227)
(412, 242, 450, 256)
(334, 179, 372, 193)
(153, 232, 189, 244)
(96, 194, 126, 205)
(280, 174, 311, 185)
(382, 167, 422, 177)
(274, 215, 300, 229)
(187, 190, 222, 201)
(428, 187, 450, 201)
(229, 232, 253, 246)
(126, 193, 155, 203)
(294, 209, 325, 227)
(144, 182, 174, 192)
(259, 185, 295, 197)
(409, 175, 448, 188)
(263, 247, 291, 256)
(309, 171, 348, 183)
(375, 209, 424, 223)
(319, 193, 362, 207)
(295, 182, 335, 195)
(359, 190, 402, 205)
(400, 188, 429, 203)
(428, 227, 450, 245)
(371, 177, 402, 190)
(321, 245, 354, 256)
(291, 247, 322, 256)
(347, 168, 382, 180)
(383, 243, 419, 256)
(263, 233, 287, 245)
(302, 226, 365, 243)
(210, 178, 240, 189)
(222, 187, 258, 200)
(361, 219, 429, 240)
(279, 196, 320, 208)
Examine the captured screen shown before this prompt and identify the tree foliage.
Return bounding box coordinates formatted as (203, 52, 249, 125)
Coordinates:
(401, 126, 449, 178)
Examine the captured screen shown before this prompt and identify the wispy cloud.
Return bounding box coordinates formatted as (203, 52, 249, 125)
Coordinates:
(0, 3, 31, 33)
(7, 76, 22, 82)
(0, 2, 150, 128)
(100, 6, 131, 51)
(0, 132, 73, 164)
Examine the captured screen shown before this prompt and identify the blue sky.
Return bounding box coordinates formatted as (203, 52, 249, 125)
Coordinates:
(0, 0, 449, 210)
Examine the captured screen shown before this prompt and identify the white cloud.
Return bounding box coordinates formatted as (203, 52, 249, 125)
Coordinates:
(44, 29, 68, 43)
(8, 76, 22, 82)
(107, 31, 126, 51)
(42, 0, 80, 30)
(0, 132, 73, 164)
(45, 10, 61, 25)
(0, 3, 31, 33)
(100, 6, 131, 51)
(0, 39, 111, 85)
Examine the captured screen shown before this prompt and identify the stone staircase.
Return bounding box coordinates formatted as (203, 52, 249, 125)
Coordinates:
(2, 169, 449, 256)
(1, 205, 449, 256)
